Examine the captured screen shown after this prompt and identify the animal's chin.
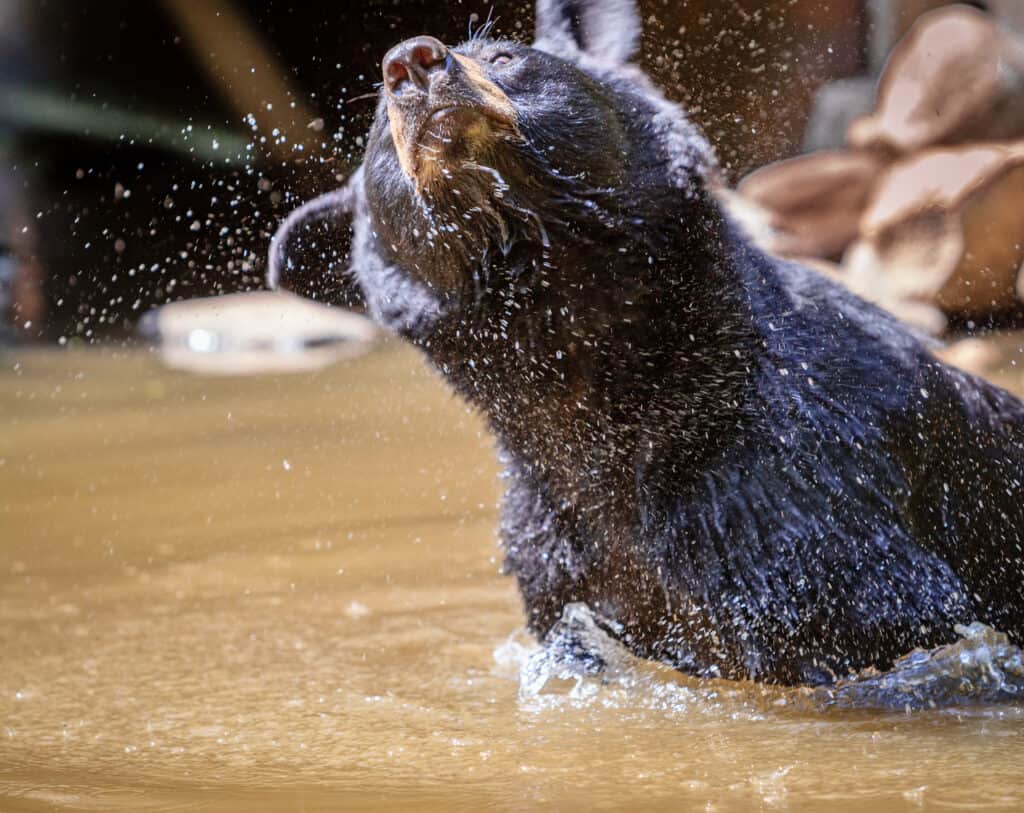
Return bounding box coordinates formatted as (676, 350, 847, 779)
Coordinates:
(406, 107, 515, 191)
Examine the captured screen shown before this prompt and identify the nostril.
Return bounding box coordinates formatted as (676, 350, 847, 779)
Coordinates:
(382, 36, 449, 94)
(385, 60, 410, 92)
(410, 44, 445, 71)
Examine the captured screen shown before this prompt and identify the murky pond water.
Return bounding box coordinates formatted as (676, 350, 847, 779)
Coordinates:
(3, 342, 1024, 812)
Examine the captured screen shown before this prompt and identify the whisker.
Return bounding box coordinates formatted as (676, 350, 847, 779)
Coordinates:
(478, 9, 498, 40)
(345, 91, 380, 104)
(467, 6, 498, 41)
(421, 130, 453, 144)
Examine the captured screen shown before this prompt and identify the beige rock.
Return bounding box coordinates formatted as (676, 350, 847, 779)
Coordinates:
(933, 336, 1005, 376)
(849, 6, 1024, 153)
(840, 241, 949, 334)
(736, 150, 884, 259)
(844, 142, 1024, 320)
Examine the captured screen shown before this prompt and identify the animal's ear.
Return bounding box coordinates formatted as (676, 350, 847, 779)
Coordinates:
(266, 167, 366, 310)
(534, 0, 641, 65)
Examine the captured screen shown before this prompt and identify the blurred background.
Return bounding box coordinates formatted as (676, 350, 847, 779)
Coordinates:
(2, 0, 871, 345)
(4, 0, 1024, 356)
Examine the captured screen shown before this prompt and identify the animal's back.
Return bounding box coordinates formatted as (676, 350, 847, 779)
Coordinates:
(785, 255, 1024, 641)
(631, 241, 1024, 683)
(904, 357, 1024, 638)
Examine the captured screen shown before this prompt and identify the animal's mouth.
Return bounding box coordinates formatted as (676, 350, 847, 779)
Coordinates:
(396, 103, 517, 190)
(425, 105, 460, 127)
(415, 105, 513, 151)
(415, 105, 467, 145)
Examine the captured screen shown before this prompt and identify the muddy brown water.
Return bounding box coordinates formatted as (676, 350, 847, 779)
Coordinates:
(3, 341, 1024, 812)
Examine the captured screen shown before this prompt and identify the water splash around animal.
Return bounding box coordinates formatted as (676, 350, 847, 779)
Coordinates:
(497, 603, 1024, 712)
(821, 621, 1024, 710)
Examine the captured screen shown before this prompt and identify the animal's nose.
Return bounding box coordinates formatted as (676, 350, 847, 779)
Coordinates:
(383, 35, 449, 94)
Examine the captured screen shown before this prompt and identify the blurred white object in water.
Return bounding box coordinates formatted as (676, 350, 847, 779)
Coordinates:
(140, 290, 377, 375)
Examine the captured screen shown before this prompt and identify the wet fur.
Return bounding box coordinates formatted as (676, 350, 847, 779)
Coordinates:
(270, 0, 1024, 685)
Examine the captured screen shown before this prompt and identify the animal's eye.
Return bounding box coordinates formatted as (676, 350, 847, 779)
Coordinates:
(489, 52, 513, 66)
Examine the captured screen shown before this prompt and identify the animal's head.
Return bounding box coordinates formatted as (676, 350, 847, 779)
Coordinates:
(269, 0, 716, 338)
(368, 0, 647, 197)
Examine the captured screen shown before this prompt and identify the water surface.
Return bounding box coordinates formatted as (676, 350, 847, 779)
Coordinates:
(3, 342, 1024, 812)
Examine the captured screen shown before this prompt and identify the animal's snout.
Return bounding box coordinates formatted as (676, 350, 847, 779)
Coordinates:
(383, 36, 449, 95)
(379, 33, 517, 191)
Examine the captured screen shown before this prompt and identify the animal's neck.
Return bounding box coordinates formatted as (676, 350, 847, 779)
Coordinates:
(421, 188, 762, 508)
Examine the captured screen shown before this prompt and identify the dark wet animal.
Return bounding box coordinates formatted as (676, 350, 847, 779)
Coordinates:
(269, 0, 1024, 685)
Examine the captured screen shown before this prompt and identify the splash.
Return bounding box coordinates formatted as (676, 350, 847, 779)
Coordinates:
(498, 604, 1024, 712)
(514, 602, 635, 700)
(816, 622, 1024, 710)
(494, 603, 773, 719)
(493, 604, 758, 717)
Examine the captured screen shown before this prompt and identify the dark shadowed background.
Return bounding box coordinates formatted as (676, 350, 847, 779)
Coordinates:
(4, 0, 869, 341)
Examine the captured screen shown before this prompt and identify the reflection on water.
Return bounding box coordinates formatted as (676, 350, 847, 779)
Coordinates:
(3, 343, 1024, 812)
